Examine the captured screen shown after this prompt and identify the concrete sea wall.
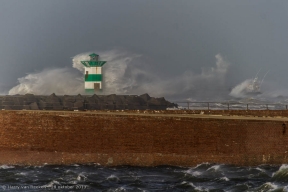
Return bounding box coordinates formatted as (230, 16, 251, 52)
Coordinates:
(0, 110, 288, 166)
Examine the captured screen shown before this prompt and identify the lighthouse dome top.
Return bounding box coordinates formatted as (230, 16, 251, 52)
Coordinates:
(89, 53, 99, 61)
(89, 53, 99, 57)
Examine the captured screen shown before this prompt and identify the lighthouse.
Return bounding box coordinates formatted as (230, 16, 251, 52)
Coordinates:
(81, 53, 107, 93)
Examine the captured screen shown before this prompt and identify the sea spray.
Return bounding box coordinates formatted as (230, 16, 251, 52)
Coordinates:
(8, 50, 230, 99)
(229, 79, 254, 98)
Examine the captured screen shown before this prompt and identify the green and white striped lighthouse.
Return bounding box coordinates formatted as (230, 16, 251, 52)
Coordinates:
(81, 53, 107, 93)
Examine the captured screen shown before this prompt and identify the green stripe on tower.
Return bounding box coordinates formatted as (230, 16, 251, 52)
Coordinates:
(81, 61, 106, 67)
(85, 89, 101, 93)
(85, 74, 102, 81)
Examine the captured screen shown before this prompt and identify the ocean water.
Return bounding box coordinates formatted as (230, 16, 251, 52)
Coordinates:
(1, 163, 288, 191)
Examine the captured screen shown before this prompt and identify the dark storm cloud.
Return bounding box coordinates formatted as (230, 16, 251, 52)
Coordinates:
(0, 0, 288, 99)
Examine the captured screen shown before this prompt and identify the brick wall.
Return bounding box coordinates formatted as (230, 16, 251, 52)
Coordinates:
(0, 111, 287, 166)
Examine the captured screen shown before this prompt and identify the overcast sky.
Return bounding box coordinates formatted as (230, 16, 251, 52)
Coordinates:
(0, 0, 288, 99)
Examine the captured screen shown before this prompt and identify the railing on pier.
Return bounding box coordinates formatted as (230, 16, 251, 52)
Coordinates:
(174, 102, 288, 110)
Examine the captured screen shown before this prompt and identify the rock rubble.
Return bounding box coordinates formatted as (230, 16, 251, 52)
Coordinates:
(0, 93, 177, 110)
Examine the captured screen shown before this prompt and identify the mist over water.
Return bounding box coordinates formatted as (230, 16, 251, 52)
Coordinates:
(8, 68, 84, 96)
(8, 49, 232, 100)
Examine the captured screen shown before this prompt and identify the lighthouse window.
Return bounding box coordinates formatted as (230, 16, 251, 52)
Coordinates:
(85, 71, 88, 80)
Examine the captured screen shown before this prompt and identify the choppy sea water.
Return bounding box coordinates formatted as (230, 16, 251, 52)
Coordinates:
(1, 163, 288, 191)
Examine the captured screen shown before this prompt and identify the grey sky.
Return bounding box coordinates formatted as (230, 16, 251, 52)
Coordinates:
(0, 0, 287, 99)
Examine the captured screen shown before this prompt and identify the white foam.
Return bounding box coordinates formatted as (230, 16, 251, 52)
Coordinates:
(261, 182, 279, 190)
(220, 176, 229, 181)
(107, 174, 120, 181)
(64, 169, 74, 173)
(181, 181, 196, 187)
(181, 181, 204, 190)
(255, 167, 266, 173)
(194, 185, 210, 192)
(185, 163, 215, 176)
(189, 182, 198, 188)
(272, 164, 288, 177)
(193, 162, 210, 169)
(278, 164, 288, 171)
(77, 173, 87, 181)
(42, 180, 60, 188)
(15, 172, 28, 176)
(207, 165, 222, 171)
(107, 186, 127, 192)
(185, 169, 202, 177)
(0, 165, 15, 169)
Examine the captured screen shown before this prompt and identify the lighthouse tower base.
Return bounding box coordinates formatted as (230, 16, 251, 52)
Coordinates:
(85, 89, 103, 94)
(85, 81, 102, 94)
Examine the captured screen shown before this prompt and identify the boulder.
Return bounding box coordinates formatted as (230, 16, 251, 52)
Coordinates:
(85, 94, 102, 110)
(139, 93, 151, 102)
(63, 95, 75, 110)
(24, 94, 37, 104)
(74, 101, 84, 110)
(29, 102, 39, 110)
(46, 93, 62, 110)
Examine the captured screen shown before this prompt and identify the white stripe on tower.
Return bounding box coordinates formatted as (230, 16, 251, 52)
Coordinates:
(85, 67, 102, 74)
(85, 82, 102, 89)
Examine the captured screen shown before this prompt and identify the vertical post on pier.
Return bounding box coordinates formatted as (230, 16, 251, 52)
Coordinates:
(228, 103, 229, 110)
(286, 105, 287, 110)
(246, 104, 248, 110)
(266, 104, 268, 110)
(207, 102, 210, 110)
(187, 102, 190, 110)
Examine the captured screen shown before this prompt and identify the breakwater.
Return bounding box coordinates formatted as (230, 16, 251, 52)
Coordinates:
(0, 93, 176, 110)
(0, 110, 288, 166)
